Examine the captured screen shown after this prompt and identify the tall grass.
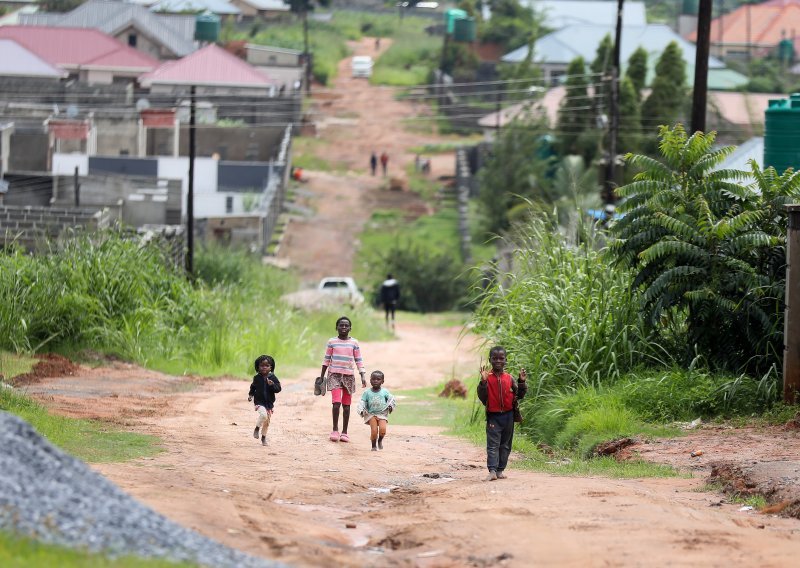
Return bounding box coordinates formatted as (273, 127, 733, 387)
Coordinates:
(472, 220, 659, 399)
(0, 234, 389, 378)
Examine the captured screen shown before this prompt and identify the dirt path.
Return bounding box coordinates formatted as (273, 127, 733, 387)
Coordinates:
(17, 36, 800, 566)
(22, 333, 800, 567)
(277, 37, 441, 285)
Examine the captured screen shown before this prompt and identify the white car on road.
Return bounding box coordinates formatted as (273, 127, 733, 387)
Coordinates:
(317, 277, 365, 305)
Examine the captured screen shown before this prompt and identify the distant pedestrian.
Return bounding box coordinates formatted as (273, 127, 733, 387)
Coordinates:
(370, 151, 378, 176)
(477, 346, 527, 481)
(379, 274, 400, 330)
(380, 151, 389, 177)
(357, 370, 396, 451)
(375, 37, 381, 51)
(319, 316, 367, 443)
(248, 355, 282, 447)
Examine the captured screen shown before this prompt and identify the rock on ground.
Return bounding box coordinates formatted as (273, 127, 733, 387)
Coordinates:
(0, 411, 282, 567)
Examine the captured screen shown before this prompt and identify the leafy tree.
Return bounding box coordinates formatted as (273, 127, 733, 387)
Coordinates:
(370, 242, 466, 312)
(478, 117, 554, 234)
(285, 0, 331, 87)
(618, 76, 641, 155)
(591, 34, 614, 76)
(641, 42, 687, 141)
(480, 0, 541, 52)
(625, 46, 648, 98)
(555, 57, 593, 157)
(441, 41, 479, 77)
(610, 124, 800, 373)
(590, 34, 614, 121)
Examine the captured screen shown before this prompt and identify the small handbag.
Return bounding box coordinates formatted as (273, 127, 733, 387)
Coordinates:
(314, 376, 327, 396)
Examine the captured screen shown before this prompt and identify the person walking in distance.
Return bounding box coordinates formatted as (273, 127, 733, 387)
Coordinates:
(370, 151, 378, 176)
(477, 346, 527, 480)
(379, 274, 400, 330)
(319, 316, 367, 443)
(380, 151, 389, 177)
(248, 355, 282, 446)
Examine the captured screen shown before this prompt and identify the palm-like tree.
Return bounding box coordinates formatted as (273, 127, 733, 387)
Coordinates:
(610, 124, 800, 372)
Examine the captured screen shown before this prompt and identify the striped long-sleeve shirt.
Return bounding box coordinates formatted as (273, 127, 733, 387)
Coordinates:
(322, 336, 365, 375)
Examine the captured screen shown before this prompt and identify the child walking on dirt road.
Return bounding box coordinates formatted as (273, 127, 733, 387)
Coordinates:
(248, 355, 282, 446)
(319, 316, 367, 443)
(477, 346, 527, 480)
(358, 370, 396, 451)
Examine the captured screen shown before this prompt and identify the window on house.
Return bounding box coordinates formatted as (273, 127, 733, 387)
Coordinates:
(225, 196, 233, 213)
(128, 34, 137, 47)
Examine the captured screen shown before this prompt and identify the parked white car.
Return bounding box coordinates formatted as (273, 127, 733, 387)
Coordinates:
(351, 55, 373, 78)
(318, 277, 365, 305)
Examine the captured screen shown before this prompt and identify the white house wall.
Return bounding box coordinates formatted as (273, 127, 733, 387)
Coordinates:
(53, 153, 89, 175)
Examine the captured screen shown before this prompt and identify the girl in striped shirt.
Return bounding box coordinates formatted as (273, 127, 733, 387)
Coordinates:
(319, 315, 366, 443)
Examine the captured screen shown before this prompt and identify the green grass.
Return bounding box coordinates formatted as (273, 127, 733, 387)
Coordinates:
(0, 531, 198, 567)
(396, 311, 471, 328)
(0, 351, 36, 382)
(393, 377, 684, 478)
(291, 137, 349, 173)
(0, 387, 161, 463)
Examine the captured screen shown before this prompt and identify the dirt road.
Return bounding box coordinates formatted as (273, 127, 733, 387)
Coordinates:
(18, 37, 800, 566)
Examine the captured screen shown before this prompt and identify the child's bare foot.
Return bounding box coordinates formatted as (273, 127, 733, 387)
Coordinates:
(261, 436, 268, 446)
(377, 439, 383, 450)
(253, 427, 259, 439)
(371, 447, 377, 451)
(485, 471, 498, 481)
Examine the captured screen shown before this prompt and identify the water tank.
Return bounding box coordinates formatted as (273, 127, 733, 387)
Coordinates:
(444, 8, 467, 35)
(764, 93, 800, 173)
(681, 0, 699, 15)
(195, 13, 220, 42)
(778, 38, 795, 65)
(453, 17, 476, 42)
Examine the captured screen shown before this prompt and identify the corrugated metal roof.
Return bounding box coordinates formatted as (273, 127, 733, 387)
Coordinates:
(520, 1, 646, 28)
(688, 1, 800, 47)
(0, 25, 159, 70)
(139, 43, 275, 87)
(0, 38, 66, 78)
(238, 0, 290, 11)
(504, 24, 726, 70)
(149, 0, 240, 16)
(19, 0, 196, 57)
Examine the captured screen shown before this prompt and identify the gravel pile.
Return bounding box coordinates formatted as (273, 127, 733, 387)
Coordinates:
(0, 411, 283, 567)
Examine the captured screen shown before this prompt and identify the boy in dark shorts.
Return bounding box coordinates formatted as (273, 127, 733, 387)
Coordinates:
(248, 355, 281, 446)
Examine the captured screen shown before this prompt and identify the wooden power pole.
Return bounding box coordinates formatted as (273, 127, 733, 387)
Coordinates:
(691, 0, 713, 133)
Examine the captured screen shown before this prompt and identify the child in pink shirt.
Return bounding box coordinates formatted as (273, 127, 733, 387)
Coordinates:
(319, 316, 366, 443)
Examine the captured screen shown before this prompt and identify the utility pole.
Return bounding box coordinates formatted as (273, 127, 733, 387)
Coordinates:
(784, 205, 800, 404)
(692, 0, 713, 133)
(186, 85, 195, 277)
(303, 10, 311, 95)
(603, 0, 623, 205)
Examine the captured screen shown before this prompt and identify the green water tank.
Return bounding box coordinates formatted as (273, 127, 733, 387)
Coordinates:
(681, 0, 699, 15)
(195, 13, 220, 42)
(453, 17, 476, 42)
(778, 38, 795, 65)
(444, 8, 467, 35)
(764, 93, 800, 173)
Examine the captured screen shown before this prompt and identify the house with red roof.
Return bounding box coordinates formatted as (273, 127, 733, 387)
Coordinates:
(0, 26, 159, 85)
(139, 43, 276, 95)
(686, 0, 800, 60)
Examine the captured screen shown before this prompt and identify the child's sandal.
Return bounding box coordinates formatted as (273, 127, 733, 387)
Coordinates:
(339, 433, 350, 443)
(329, 431, 340, 442)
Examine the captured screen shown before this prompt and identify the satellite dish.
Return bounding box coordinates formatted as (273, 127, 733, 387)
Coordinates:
(66, 105, 79, 118)
(136, 98, 151, 111)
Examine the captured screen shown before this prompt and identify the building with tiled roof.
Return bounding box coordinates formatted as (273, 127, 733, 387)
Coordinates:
(519, 1, 646, 29)
(0, 26, 159, 84)
(686, 0, 800, 60)
(0, 38, 66, 80)
(139, 43, 276, 94)
(20, 0, 196, 59)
